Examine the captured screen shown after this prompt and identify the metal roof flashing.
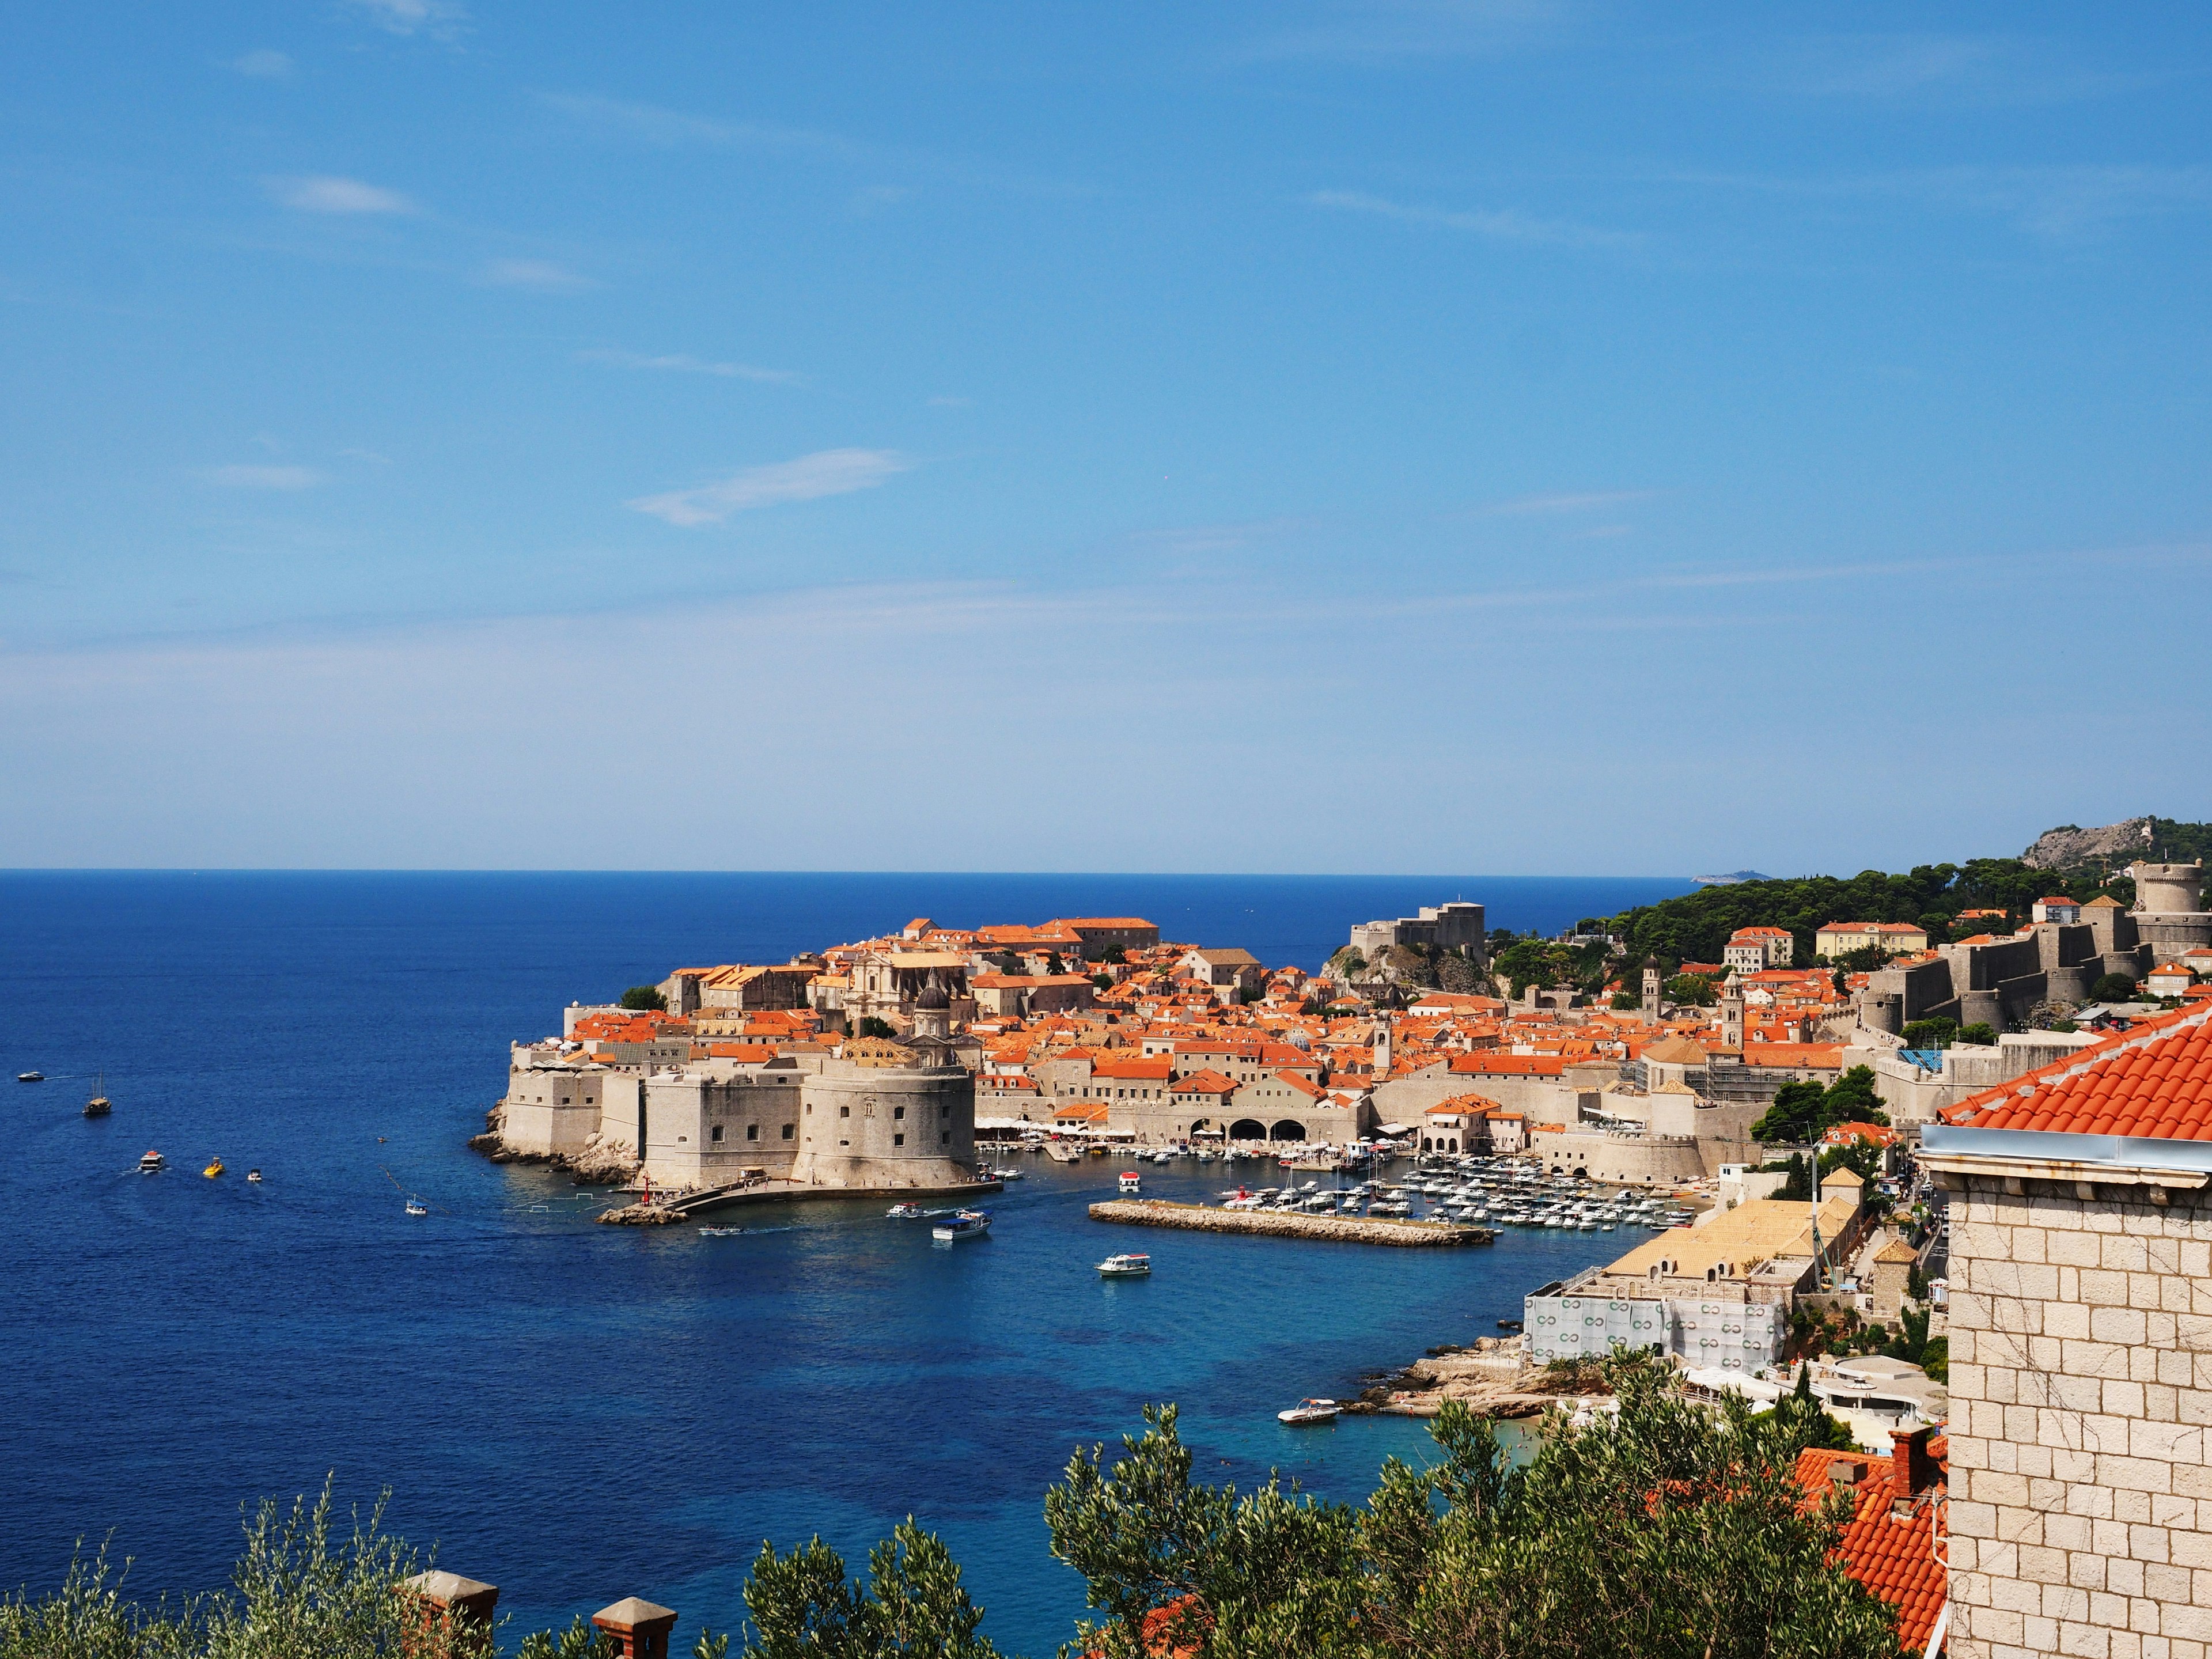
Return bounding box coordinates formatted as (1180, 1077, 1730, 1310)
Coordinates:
(1922, 1123, 2212, 1180)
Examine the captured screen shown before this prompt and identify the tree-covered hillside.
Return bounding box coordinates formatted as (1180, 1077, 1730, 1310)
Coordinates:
(1584, 858, 2136, 975)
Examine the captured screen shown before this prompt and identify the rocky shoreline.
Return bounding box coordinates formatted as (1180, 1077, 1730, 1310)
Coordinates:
(468, 1105, 640, 1184)
(1343, 1337, 1609, 1419)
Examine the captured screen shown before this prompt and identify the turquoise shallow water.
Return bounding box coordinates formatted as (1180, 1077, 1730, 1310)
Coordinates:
(0, 871, 1687, 1654)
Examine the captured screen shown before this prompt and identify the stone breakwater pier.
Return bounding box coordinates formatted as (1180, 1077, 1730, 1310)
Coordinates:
(1088, 1199, 1493, 1247)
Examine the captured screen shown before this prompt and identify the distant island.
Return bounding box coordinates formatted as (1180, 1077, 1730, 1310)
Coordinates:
(1694, 870, 1770, 886)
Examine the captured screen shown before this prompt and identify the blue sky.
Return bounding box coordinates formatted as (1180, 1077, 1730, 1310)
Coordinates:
(3, 3, 2207, 873)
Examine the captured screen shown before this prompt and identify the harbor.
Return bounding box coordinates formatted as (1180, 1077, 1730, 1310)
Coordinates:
(599, 1174, 1004, 1225)
(1089, 1197, 1490, 1247)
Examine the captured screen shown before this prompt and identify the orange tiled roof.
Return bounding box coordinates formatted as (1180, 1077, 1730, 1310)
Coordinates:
(1093, 1056, 1173, 1080)
(1171, 1069, 1239, 1096)
(1742, 1043, 1844, 1068)
(1793, 1445, 1946, 1653)
(1448, 1053, 1566, 1077)
(1947, 1007, 2212, 1138)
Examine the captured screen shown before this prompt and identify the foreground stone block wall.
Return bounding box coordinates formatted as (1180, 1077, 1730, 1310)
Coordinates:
(1947, 1177, 2212, 1659)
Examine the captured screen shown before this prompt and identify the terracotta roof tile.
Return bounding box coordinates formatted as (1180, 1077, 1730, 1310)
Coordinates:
(1947, 1006, 2212, 1139)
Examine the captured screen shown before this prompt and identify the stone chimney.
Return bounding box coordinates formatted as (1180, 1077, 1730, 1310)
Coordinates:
(592, 1597, 679, 1659)
(1890, 1425, 1939, 1498)
(396, 1571, 498, 1653)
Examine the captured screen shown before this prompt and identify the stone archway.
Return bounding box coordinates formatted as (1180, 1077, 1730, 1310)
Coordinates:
(1229, 1118, 1267, 1141)
(1270, 1119, 1307, 1142)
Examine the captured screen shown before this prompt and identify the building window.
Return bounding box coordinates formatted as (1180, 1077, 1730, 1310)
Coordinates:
(746, 1123, 758, 1142)
(893, 1133, 905, 1146)
(893, 1105, 905, 1120)
(782, 1124, 794, 1139)
(711, 1126, 724, 1143)
(940, 1131, 950, 1145)
(840, 1105, 850, 1118)
(839, 1139, 849, 1146)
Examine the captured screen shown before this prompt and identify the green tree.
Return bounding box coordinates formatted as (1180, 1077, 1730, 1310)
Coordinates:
(2093, 974, 2139, 1002)
(1956, 1022, 1997, 1046)
(519, 1616, 616, 1658)
(857, 1017, 896, 1040)
(1823, 1067, 1885, 1124)
(1900, 1018, 1956, 1050)
(1663, 974, 1717, 1007)
(1751, 1081, 1828, 1143)
(1919, 1337, 1950, 1385)
(1495, 937, 1563, 996)
(1040, 1372, 1899, 1659)
(1609, 990, 1639, 1011)
(0, 1481, 490, 1659)
(619, 984, 668, 1012)
(737, 1521, 1000, 1659)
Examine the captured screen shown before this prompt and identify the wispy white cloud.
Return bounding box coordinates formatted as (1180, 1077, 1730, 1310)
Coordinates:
(1129, 517, 1310, 557)
(1249, 0, 1567, 64)
(339, 448, 392, 465)
(1655, 162, 2212, 240)
(231, 50, 293, 78)
(535, 91, 857, 158)
(202, 464, 324, 490)
(1308, 188, 1637, 249)
(482, 258, 593, 293)
(577, 349, 802, 387)
(349, 0, 468, 41)
(1486, 489, 1658, 516)
(1770, 32, 2145, 105)
(266, 175, 415, 215)
(532, 90, 1085, 200)
(627, 448, 910, 528)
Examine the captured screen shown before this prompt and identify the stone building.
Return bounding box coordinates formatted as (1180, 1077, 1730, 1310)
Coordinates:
(2131, 862, 2212, 963)
(1919, 1004, 2212, 1659)
(661, 963, 817, 1017)
(1525, 1172, 1871, 1373)
(1177, 947, 1264, 1002)
(1724, 926, 1794, 972)
(498, 1033, 977, 1191)
(1348, 901, 1486, 962)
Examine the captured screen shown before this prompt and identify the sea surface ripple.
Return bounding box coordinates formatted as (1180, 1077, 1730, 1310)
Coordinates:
(0, 871, 1689, 1653)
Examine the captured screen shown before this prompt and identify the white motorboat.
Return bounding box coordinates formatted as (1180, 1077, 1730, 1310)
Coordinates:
(887, 1202, 926, 1219)
(137, 1149, 164, 1172)
(1278, 1398, 1341, 1426)
(933, 1208, 991, 1241)
(1118, 1171, 1142, 1194)
(17, 1071, 43, 1083)
(1097, 1252, 1152, 1278)
(404, 1198, 428, 1217)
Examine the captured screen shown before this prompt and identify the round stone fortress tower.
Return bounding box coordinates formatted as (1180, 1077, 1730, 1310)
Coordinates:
(790, 1031, 977, 1189)
(2130, 861, 2212, 959)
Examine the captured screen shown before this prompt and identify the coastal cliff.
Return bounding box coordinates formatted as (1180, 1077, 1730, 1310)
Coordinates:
(469, 1103, 641, 1184)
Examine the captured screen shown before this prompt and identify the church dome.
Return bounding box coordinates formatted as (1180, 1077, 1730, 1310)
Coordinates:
(914, 982, 951, 1011)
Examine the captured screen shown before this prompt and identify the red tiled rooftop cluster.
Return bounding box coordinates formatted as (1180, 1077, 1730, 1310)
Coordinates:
(1794, 1439, 1948, 1653)
(1946, 1007, 2212, 1139)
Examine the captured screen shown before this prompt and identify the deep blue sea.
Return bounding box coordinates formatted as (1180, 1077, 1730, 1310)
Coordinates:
(0, 872, 1690, 1654)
